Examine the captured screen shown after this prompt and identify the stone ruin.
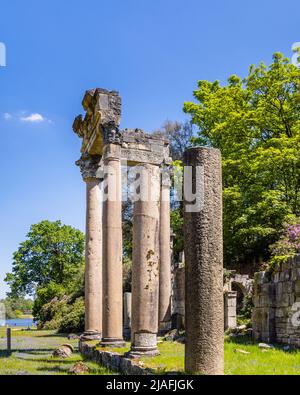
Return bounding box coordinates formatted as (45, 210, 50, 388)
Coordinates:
(73, 88, 224, 374)
(252, 255, 300, 346)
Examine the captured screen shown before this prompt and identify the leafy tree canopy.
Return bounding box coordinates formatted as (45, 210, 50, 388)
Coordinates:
(5, 220, 85, 297)
(184, 53, 300, 268)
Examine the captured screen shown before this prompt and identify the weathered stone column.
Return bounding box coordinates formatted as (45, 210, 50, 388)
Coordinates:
(77, 155, 103, 341)
(102, 143, 125, 347)
(123, 292, 132, 340)
(224, 291, 237, 330)
(159, 168, 172, 333)
(184, 147, 224, 375)
(129, 164, 161, 357)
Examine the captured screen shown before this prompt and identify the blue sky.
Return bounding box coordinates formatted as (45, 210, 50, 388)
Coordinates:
(0, 0, 299, 298)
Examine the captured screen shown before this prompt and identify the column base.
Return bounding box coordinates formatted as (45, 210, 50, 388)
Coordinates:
(80, 331, 102, 342)
(126, 347, 160, 359)
(159, 321, 172, 335)
(127, 332, 160, 358)
(101, 338, 126, 348)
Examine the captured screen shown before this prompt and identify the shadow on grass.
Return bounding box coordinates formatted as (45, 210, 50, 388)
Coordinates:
(35, 333, 72, 338)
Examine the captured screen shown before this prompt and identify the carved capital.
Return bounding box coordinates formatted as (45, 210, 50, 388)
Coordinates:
(76, 155, 103, 181)
(103, 123, 123, 146)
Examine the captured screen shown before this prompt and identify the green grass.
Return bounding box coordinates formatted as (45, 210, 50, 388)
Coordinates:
(2, 328, 300, 375)
(225, 335, 300, 375)
(97, 336, 300, 375)
(0, 327, 114, 375)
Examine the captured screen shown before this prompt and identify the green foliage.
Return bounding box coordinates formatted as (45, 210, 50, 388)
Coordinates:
(123, 256, 132, 292)
(171, 209, 184, 261)
(39, 295, 85, 333)
(5, 220, 85, 297)
(33, 281, 67, 321)
(0, 297, 33, 319)
(184, 53, 300, 268)
(269, 220, 300, 267)
(239, 293, 254, 322)
(5, 220, 85, 331)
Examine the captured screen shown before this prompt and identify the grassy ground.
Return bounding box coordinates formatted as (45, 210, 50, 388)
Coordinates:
(2, 328, 300, 375)
(225, 335, 300, 375)
(99, 336, 300, 375)
(0, 328, 114, 375)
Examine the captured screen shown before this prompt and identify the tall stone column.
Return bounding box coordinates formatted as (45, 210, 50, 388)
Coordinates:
(159, 168, 172, 333)
(184, 147, 224, 375)
(129, 164, 161, 357)
(102, 143, 125, 347)
(77, 155, 103, 341)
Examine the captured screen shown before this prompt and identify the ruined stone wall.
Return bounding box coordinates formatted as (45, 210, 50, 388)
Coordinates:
(253, 255, 300, 346)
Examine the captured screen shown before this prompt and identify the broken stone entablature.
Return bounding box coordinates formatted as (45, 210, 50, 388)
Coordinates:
(73, 89, 171, 167)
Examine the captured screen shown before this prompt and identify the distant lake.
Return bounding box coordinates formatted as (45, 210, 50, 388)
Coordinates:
(0, 318, 35, 327)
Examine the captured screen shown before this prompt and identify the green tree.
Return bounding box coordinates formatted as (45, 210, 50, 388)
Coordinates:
(184, 53, 300, 268)
(5, 220, 85, 297)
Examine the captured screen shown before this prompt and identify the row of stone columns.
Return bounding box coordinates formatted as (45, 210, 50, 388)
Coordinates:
(78, 154, 172, 355)
(78, 146, 224, 374)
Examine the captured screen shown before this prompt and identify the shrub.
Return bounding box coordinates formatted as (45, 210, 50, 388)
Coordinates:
(39, 295, 84, 333)
(270, 221, 300, 267)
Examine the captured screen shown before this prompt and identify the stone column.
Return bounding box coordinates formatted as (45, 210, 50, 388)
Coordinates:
(159, 168, 172, 333)
(102, 143, 125, 347)
(77, 155, 103, 341)
(184, 147, 224, 375)
(129, 164, 161, 357)
(224, 291, 237, 330)
(123, 292, 132, 340)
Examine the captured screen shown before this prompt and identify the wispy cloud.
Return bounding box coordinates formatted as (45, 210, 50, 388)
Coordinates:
(20, 113, 45, 123)
(2, 111, 52, 124)
(3, 113, 12, 120)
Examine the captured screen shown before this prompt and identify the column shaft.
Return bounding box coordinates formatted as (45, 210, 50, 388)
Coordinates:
(159, 177, 172, 333)
(82, 179, 102, 340)
(102, 144, 124, 346)
(184, 147, 224, 375)
(130, 164, 160, 357)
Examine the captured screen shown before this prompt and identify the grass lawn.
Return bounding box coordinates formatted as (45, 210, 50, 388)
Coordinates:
(0, 328, 114, 375)
(2, 328, 300, 375)
(99, 336, 300, 375)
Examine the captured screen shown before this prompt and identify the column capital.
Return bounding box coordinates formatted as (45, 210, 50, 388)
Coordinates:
(76, 154, 103, 181)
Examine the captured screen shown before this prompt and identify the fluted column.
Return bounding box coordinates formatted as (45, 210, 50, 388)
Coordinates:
(159, 168, 172, 333)
(77, 155, 103, 341)
(129, 164, 161, 357)
(102, 143, 125, 347)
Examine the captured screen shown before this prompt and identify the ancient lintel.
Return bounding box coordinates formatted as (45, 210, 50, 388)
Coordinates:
(73, 88, 172, 166)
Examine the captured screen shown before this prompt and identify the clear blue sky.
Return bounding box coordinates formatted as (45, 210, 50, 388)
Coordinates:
(0, 0, 299, 298)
